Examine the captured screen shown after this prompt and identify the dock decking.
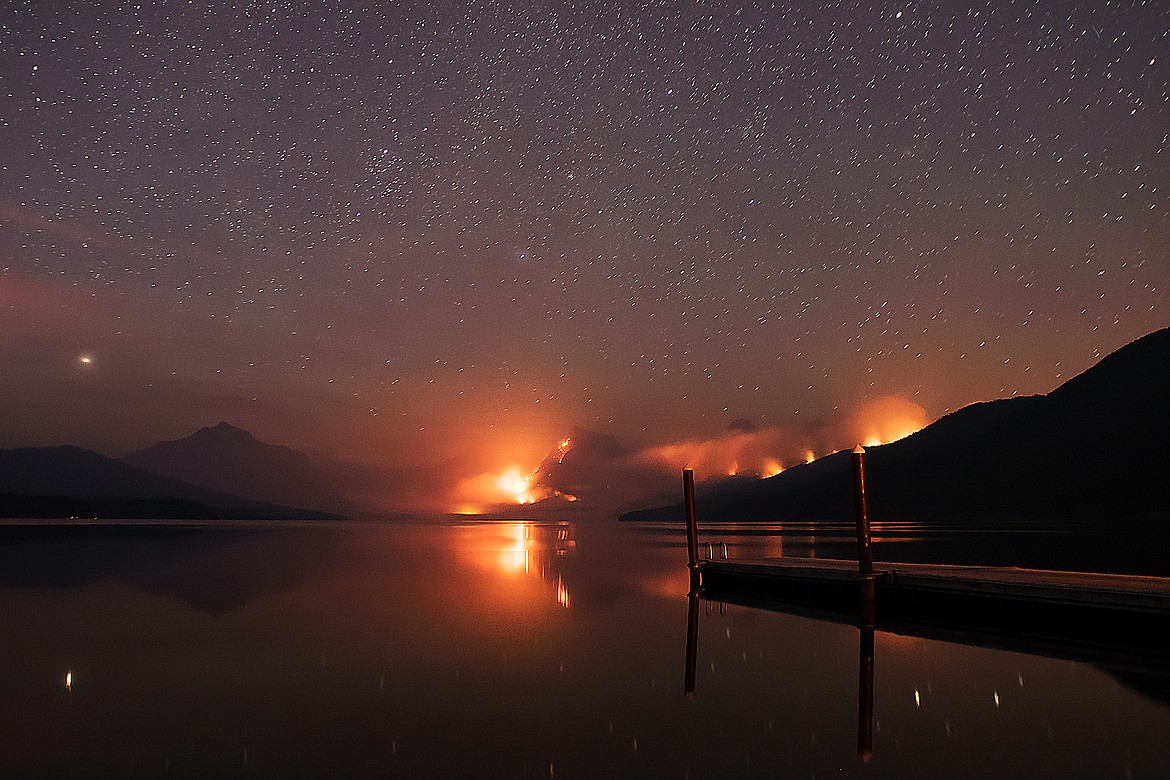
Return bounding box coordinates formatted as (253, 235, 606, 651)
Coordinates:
(696, 556, 1170, 613)
(695, 556, 1170, 664)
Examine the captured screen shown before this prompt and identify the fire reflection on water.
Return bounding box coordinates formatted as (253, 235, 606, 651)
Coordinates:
(459, 522, 576, 608)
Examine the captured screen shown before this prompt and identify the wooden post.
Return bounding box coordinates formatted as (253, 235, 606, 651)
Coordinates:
(851, 446, 873, 577)
(683, 468, 699, 569)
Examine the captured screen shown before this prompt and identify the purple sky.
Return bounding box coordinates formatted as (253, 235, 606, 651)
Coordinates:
(2, 1, 1166, 505)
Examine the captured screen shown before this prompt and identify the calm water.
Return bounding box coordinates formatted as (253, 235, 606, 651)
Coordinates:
(1, 518, 1168, 778)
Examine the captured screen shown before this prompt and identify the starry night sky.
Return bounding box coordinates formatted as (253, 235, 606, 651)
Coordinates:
(2, 1, 1167, 493)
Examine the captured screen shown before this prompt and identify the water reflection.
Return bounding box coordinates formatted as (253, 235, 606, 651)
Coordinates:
(685, 583, 1170, 767)
(684, 591, 875, 761)
(695, 519, 1170, 576)
(858, 624, 874, 763)
(2, 519, 1169, 777)
(455, 521, 576, 608)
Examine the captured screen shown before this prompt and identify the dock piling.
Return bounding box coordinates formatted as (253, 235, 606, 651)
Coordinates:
(851, 446, 873, 577)
(683, 468, 700, 569)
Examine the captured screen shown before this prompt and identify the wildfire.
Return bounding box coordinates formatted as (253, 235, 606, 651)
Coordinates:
(852, 395, 929, 447)
(496, 467, 540, 505)
(450, 436, 577, 513)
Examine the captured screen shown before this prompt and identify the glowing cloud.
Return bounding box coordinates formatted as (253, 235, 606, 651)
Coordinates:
(639, 428, 801, 479)
(848, 395, 929, 447)
(449, 437, 578, 513)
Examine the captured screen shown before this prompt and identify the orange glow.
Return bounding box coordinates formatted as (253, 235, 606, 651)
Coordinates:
(641, 429, 805, 483)
(850, 395, 929, 447)
(556, 576, 571, 608)
(448, 436, 577, 513)
(455, 522, 577, 608)
(496, 467, 538, 504)
(496, 523, 530, 574)
(804, 450, 816, 464)
(637, 568, 694, 598)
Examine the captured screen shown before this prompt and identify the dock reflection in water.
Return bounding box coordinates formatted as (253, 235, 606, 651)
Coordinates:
(684, 584, 1170, 767)
(683, 591, 876, 761)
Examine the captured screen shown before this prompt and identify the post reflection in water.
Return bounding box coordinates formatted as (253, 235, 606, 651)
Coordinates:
(858, 625, 874, 763)
(857, 578, 876, 763)
(684, 593, 699, 698)
(683, 593, 877, 762)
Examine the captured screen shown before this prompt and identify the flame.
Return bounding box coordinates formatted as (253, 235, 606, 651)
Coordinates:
(496, 467, 538, 504)
(634, 398, 930, 486)
(852, 395, 929, 446)
(763, 460, 784, 477)
(643, 430, 795, 481)
(449, 436, 576, 513)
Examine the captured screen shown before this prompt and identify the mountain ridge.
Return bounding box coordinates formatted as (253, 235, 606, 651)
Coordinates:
(123, 422, 349, 514)
(0, 444, 334, 520)
(621, 326, 1170, 524)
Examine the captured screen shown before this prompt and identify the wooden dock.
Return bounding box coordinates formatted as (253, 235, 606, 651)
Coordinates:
(685, 561, 1170, 763)
(679, 463, 1170, 760)
(678, 455, 1170, 666)
(694, 556, 1170, 665)
(696, 556, 1170, 613)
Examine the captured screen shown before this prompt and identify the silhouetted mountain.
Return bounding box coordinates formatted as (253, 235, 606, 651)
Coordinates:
(532, 427, 678, 510)
(0, 445, 332, 519)
(622, 327, 1170, 525)
(123, 422, 348, 513)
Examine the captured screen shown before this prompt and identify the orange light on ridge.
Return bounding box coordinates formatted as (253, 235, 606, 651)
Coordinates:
(496, 467, 537, 504)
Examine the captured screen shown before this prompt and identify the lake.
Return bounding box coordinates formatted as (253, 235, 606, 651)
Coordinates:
(1, 518, 1168, 778)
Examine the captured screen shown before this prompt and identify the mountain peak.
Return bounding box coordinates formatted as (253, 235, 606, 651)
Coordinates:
(122, 423, 346, 513)
(202, 421, 255, 440)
